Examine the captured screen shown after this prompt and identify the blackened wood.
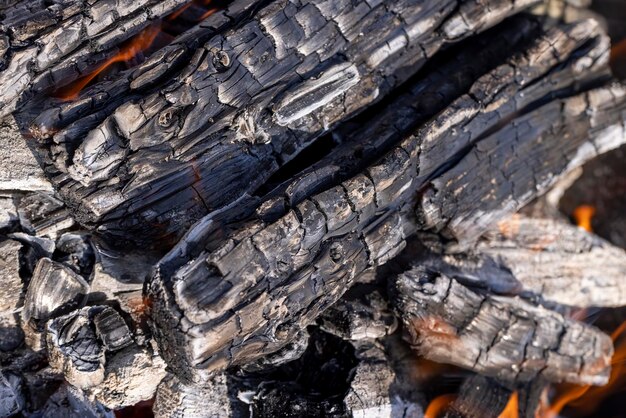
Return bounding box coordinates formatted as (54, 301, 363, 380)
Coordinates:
(22, 257, 89, 349)
(0, 0, 264, 118)
(391, 267, 613, 386)
(147, 19, 625, 383)
(19, 0, 539, 243)
(46, 306, 107, 389)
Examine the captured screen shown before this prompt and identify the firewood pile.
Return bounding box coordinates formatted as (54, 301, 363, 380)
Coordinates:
(1, 0, 626, 416)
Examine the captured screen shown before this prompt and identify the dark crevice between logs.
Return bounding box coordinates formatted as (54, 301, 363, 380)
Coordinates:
(253, 14, 544, 205)
(231, 327, 357, 417)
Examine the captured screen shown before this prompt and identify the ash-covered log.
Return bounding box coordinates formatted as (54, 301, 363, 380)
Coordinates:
(428, 214, 626, 308)
(391, 267, 613, 386)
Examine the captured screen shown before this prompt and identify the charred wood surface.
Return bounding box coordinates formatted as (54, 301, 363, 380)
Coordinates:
(436, 215, 626, 308)
(16, 0, 539, 243)
(147, 16, 626, 383)
(391, 267, 613, 386)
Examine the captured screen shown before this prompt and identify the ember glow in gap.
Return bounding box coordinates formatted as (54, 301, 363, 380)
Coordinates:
(54, 0, 220, 101)
(55, 24, 161, 101)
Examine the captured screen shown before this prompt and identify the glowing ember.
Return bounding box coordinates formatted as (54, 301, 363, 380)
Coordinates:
(572, 205, 596, 232)
(610, 38, 626, 65)
(543, 321, 626, 418)
(199, 7, 219, 20)
(498, 391, 518, 418)
(424, 394, 456, 418)
(55, 25, 161, 100)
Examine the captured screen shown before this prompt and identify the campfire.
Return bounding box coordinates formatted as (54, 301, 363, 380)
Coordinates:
(1, 0, 626, 417)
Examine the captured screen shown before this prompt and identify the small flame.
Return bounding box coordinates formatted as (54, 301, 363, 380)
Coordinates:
(542, 320, 626, 418)
(168, 0, 215, 21)
(56, 24, 161, 100)
(53, 0, 223, 101)
(572, 205, 596, 232)
(425, 394, 456, 418)
(499, 392, 519, 418)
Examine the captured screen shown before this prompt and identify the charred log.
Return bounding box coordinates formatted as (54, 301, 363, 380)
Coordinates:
(16, 0, 540, 243)
(147, 17, 626, 383)
(391, 267, 613, 386)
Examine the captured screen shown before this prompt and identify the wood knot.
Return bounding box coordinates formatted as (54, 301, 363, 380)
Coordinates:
(211, 49, 231, 72)
(330, 242, 343, 262)
(158, 109, 177, 128)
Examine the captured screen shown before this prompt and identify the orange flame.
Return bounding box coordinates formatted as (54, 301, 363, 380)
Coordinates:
(499, 392, 519, 418)
(542, 320, 626, 418)
(168, 0, 215, 22)
(572, 205, 595, 232)
(425, 394, 456, 418)
(56, 24, 161, 100)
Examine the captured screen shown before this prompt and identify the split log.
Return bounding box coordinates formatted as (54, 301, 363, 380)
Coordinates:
(17, 0, 539, 242)
(431, 215, 626, 308)
(391, 267, 613, 386)
(153, 372, 246, 418)
(147, 18, 626, 383)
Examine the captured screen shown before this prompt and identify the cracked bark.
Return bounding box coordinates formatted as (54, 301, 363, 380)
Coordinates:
(14, 0, 540, 244)
(146, 17, 626, 383)
(391, 267, 613, 386)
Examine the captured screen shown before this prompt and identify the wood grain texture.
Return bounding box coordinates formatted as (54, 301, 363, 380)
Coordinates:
(146, 17, 626, 383)
(391, 267, 613, 386)
(16, 0, 539, 243)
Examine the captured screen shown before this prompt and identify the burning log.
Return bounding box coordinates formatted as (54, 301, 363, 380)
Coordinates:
(147, 16, 626, 384)
(391, 267, 613, 386)
(16, 0, 541, 242)
(439, 375, 512, 418)
(430, 215, 626, 308)
(2, 0, 626, 416)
